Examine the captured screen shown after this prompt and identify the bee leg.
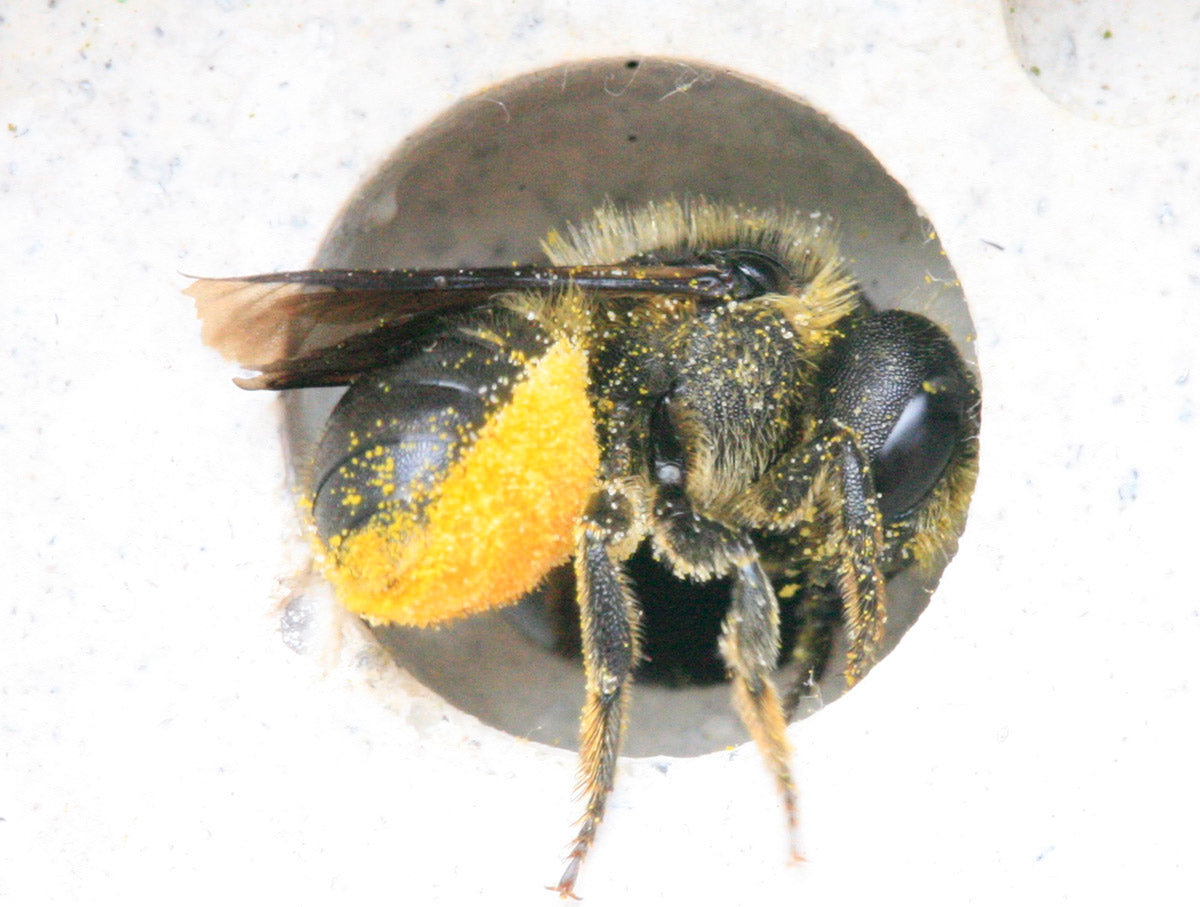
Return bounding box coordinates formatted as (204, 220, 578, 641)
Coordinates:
(742, 429, 886, 687)
(721, 558, 801, 860)
(651, 486, 798, 859)
(780, 577, 841, 719)
(554, 487, 643, 899)
(831, 440, 886, 687)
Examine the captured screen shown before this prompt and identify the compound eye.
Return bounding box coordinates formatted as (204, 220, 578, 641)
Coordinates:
(873, 377, 966, 520)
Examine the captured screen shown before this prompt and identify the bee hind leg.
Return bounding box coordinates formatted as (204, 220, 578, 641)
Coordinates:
(553, 487, 644, 899)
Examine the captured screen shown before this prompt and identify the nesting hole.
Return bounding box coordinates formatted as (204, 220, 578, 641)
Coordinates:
(284, 57, 977, 757)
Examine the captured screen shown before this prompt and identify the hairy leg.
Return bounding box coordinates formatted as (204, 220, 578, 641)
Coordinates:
(554, 485, 643, 898)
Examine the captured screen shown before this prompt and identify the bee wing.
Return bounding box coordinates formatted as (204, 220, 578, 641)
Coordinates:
(186, 265, 733, 388)
(229, 318, 454, 390)
(186, 269, 501, 368)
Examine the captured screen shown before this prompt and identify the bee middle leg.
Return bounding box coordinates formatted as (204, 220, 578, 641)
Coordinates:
(651, 486, 799, 858)
(722, 559, 800, 858)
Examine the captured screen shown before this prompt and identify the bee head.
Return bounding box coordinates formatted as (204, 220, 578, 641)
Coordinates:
(822, 309, 978, 522)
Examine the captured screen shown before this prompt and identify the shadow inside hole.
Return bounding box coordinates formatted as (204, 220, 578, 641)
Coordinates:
(285, 57, 977, 757)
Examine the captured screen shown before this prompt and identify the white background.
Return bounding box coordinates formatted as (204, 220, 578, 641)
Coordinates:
(3, 2, 1198, 904)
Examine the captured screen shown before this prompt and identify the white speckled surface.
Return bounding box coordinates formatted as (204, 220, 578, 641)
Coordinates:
(3, 2, 1198, 905)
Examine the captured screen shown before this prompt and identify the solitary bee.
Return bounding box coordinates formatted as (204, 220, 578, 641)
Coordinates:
(188, 198, 979, 897)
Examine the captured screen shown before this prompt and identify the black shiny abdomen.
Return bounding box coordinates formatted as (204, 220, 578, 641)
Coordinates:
(312, 307, 553, 541)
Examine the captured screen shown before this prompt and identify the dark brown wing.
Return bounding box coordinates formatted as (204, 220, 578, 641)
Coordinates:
(186, 264, 735, 387)
(230, 318, 459, 390)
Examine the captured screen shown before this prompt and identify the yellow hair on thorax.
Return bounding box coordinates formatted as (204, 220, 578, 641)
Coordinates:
(543, 197, 858, 339)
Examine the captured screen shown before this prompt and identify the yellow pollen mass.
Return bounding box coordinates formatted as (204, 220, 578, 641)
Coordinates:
(321, 338, 599, 626)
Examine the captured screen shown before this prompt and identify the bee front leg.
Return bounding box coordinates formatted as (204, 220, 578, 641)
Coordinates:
(778, 575, 841, 720)
(741, 427, 887, 688)
(830, 439, 886, 687)
(554, 485, 644, 899)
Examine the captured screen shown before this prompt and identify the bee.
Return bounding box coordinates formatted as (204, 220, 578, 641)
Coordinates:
(187, 198, 979, 897)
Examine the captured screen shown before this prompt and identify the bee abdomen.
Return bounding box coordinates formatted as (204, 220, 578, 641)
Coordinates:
(313, 306, 600, 627)
(313, 311, 545, 538)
